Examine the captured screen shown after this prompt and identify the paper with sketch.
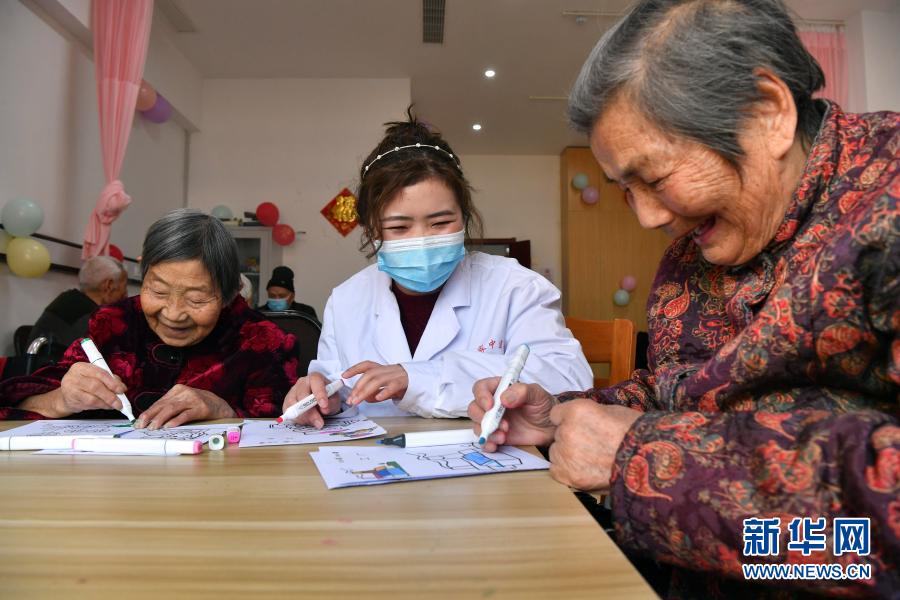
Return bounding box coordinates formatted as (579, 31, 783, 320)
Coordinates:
(239, 414, 385, 448)
(0, 419, 231, 444)
(310, 443, 550, 489)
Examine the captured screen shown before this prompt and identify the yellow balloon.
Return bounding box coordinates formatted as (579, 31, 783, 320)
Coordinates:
(6, 236, 51, 277)
(0, 230, 10, 253)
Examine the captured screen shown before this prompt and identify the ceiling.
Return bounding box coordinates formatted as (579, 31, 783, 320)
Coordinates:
(166, 0, 900, 155)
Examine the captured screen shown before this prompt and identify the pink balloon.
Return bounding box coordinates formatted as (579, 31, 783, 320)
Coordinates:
(621, 275, 637, 291)
(136, 80, 157, 111)
(581, 186, 599, 204)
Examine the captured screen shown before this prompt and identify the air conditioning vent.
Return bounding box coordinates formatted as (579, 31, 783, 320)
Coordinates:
(423, 0, 445, 44)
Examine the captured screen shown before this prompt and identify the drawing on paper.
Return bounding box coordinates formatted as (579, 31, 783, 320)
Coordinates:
(351, 461, 410, 481)
(407, 444, 524, 471)
(239, 416, 386, 447)
(310, 443, 551, 489)
(124, 428, 218, 441)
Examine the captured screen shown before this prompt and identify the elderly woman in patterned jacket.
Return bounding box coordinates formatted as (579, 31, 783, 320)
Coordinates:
(469, 0, 898, 597)
(1, 209, 299, 428)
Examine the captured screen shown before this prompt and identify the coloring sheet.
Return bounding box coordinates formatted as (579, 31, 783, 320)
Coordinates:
(0, 419, 130, 438)
(239, 415, 386, 448)
(1, 419, 231, 444)
(310, 443, 550, 489)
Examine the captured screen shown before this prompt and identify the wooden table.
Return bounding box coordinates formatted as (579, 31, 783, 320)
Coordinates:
(0, 418, 654, 599)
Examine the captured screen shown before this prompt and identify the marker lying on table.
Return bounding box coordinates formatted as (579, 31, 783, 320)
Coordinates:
(276, 379, 345, 424)
(80, 337, 136, 422)
(0, 436, 201, 455)
(0, 436, 91, 451)
(72, 438, 202, 455)
(478, 344, 530, 447)
(379, 428, 477, 448)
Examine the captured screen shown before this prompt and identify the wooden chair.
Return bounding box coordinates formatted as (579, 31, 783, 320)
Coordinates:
(564, 317, 637, 388)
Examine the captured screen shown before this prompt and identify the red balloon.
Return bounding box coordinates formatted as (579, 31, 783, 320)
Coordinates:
(272, 224, 295, 246)
(108, 244, 124, 261)
(256, 202, 279, 226)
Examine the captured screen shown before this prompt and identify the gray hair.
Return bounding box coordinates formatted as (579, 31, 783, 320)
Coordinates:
(79, 256, 125, 291)
(568, 0, 826, 167)
(141, 209, 240, 302)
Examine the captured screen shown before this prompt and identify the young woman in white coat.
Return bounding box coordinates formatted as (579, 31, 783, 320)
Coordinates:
(282, 114, 592, 426)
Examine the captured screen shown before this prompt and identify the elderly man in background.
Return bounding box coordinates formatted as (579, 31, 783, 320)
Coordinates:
(470, 0, 898, 597)
(26, 255, 128, 362)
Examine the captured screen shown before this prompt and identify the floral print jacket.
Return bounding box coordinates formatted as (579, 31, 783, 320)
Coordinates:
(0, 296, 299, 420)
(561, 104, 899, 597)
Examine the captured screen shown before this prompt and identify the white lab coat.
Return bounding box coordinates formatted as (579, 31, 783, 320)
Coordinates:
(308, 252, 593, 418)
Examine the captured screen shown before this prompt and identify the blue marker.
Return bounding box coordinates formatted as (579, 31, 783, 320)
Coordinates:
(478, 344, 530, 446)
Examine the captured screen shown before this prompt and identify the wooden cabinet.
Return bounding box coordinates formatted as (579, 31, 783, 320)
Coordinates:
(560, 147, 671, 330)
(226, 226, 283, 308)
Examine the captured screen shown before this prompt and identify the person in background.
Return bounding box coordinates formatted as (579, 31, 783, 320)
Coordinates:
(469, 0, 898, 596)
(259, 265, 319, 322)
(1, 209, 298, 426)
(238, 273, 253, 304)
(26, 256, 128, 361)
(282, 112, 592, 426)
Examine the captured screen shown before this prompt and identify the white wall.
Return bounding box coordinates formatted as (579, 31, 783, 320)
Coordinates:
(845, 9, 900, 113)
(188, 78, 411, 315)
(0, 0, 194, 355)
(462, 155, 561, 286)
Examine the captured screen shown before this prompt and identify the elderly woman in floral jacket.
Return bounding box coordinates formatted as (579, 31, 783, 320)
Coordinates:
(1, 209, 298, 428)
(470, 0, 898, 597)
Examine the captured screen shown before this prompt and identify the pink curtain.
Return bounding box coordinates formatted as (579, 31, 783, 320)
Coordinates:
(799, 29, 848, 108)
(82, 0, 154, 259)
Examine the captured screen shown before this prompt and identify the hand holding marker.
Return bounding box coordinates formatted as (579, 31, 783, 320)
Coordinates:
(277, 379, 345, 423)
(478, 344, 530, 446)
(80, 338, 136, 422)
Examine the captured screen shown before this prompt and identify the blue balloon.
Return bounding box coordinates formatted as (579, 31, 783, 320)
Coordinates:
(1, 197, 44, 237)
(572, 173, 589, 190)
(613, 289, 631, 306)
(211, 205, 234, 220)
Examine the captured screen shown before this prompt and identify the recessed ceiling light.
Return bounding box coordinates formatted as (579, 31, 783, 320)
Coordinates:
(472, 123, 482, 131)
(484, 69, 496, 78)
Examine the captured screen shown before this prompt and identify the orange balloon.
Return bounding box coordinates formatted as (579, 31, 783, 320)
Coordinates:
(136, 81, 158, 112)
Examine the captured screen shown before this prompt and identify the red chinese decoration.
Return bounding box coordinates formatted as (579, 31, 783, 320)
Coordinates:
(320, 188, 359, 237)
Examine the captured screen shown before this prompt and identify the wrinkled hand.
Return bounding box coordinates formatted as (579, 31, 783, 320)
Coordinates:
(56, 361, 128, 417)
(467, 377, 558, 452)
(134, 385, 235, 429)
(282, 373, 341, 429)
(343, 361, 408, 406)
(548, 400, 642, 492)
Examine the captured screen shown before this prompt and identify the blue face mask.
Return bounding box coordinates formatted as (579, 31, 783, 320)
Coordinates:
(376, 230, 465, 293)
(266, 298, 289, 311)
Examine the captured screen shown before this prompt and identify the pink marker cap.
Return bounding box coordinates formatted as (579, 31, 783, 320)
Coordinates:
(192, 441, 202, 454)
(226, 427, 241, 444)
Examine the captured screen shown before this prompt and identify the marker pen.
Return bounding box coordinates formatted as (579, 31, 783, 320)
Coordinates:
(0, 435, 92, 451)
(276, 379, 344, 423)
(79, 338, 136, 422)
(379, 428, 476, 448)
(226, 426, 241, 444)
(478, 344, 530, 446)
(71, 438, 202, 455)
